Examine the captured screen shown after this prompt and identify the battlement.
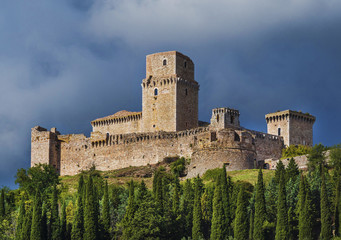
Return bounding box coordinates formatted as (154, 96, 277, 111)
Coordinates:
(265, 110, 315, 124)
(265, 109, 315, 146)
(210, 107, 240, 129)
(141, 76, 199, 90)
(90, 126, 210, 148)
(146, 51, 195, 82)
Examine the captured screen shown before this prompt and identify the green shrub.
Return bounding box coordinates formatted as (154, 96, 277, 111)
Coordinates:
(282, 145, 312, 159)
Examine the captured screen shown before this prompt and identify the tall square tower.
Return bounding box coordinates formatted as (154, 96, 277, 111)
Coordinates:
(265, 110, 315, 147)
(142, 51, 199, 132)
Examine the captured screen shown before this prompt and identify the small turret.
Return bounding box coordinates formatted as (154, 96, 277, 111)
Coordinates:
(265, 110, 315, 147)
(210, 107, 240, 129)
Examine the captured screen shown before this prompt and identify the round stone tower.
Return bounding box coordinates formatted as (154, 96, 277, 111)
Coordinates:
(141, 51, 199, 132)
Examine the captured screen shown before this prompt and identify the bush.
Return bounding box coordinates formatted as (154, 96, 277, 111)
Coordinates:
(170, 157, 186, 177)
(282, 145, 312, 159)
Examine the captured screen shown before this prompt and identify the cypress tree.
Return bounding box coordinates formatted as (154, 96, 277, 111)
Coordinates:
(0, 188, 5, 217)
(210, 182, 224, 240)
(320, 168, 332, 240)
(201, 186, 214, 239)
(181, 179, 194, 238)
(287, 207, 295, 240)
(275, 160, 285, 184)
(84, 176, 98, 240)
(71, 175, 84, 240)
(334, 174, 340, 237)
(275, 171, 288, 240)
(122, 180, 135, 239)
(253, 168, 266, 240)
(220, 164, 231, 236)
(234, 186, 249, 240)
(15, 195, 26, 240)
(172, 177, 180, 215)
(286, 158, 299, 182)
(249, 210, 254, 240)
(31, 190, 43, 240)
(192, 176, 203, 240)
(41, 204, 48, 240)
(297, 174, 306, 220)
(60, 201, 67, 240)
(299, 182, 313, 240)
(51, 185, 61, 240)
(21, 201, 32, 240)
(102, 181, 110, 240)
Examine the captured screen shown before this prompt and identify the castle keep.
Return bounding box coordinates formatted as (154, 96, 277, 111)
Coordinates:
(31, 51, 315, 177)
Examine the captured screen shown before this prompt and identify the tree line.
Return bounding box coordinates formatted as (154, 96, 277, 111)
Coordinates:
(0, 144, 340, 240)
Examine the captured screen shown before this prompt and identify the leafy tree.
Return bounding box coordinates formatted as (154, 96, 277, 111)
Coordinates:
(254, 168, 266, 240)
(282, 145, 311, 158)
(170, 157, 186, 177)
(71, 175, 85, 240)
(286, 158, 299, 182)
(210, 181, 224, 240)
(320, 167, 332, 240)
(330, 145, 341, 174)
(15, 163, 59, 197)
(30, 190, 43, 240)
(50, 185, 61, 240)
(307, 143, 327, 172)
(275, 171, 288, 240)
(84, 176, 99, 240)
(102, 181, 110, 239)
(192, 176, 203, 240)
(234, 186, 249, 240)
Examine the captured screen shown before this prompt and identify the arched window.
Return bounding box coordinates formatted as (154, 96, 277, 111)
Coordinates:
(184, 61, 187, 68)
(163, 59, 167, 66)
(278, 128, 281, 136)
(154, 88, 158, 96)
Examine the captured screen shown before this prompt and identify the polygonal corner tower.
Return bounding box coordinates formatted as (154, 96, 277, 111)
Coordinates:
(142, 51, 199, 132)
(265, 110, 315, 147)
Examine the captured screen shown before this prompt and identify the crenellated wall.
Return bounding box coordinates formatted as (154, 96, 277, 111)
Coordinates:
(31, 124, 284, 177)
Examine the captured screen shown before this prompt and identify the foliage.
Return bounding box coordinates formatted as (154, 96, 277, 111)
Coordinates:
(308, 143, 328, 172)
(330, 145, 341, 173)
(30, 191, 42, 240)
(234, 186, 249, 240)
(282, 144, 311, 159)
(15, 163, 59, 197)
(254, 168, 266, 240)
(275, 171, 288, 240)
(192, 176, 203, 240)
(320, 168, 332, 240)
(210, 182, 224, 240)
(170, 157, 187, 177)
(286, 158, 300, 182)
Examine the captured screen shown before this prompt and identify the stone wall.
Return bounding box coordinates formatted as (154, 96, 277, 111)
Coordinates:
(251, 130, 284, 162)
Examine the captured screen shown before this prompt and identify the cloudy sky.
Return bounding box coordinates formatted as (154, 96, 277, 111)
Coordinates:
(1, 0, 341, 188)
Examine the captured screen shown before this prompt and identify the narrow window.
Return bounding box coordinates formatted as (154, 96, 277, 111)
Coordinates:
(154, 88, 158, 96)
(185, 89, 188, 95)
(231, 116, 234, 124)
(216, 115, 219, 122)
(278, 128, 281, 136)
(184, 61, 187, 68)
(163, 59, 167, 66)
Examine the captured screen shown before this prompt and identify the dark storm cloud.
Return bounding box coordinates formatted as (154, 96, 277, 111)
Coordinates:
(1, 0, 340, 188)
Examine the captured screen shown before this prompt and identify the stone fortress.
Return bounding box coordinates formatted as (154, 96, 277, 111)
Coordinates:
(31, 51, 316, 177)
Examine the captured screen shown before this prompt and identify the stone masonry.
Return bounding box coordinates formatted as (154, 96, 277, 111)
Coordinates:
(31, 51, 315, 177)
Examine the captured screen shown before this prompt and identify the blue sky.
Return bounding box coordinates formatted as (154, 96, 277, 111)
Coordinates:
(1, 0, 341, 188)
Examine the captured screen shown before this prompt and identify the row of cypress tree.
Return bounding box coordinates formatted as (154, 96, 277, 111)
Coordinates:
(1, 156, 340, 240)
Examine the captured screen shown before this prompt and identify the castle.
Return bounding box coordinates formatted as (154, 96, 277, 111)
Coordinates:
(31, 51, 316, 177)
